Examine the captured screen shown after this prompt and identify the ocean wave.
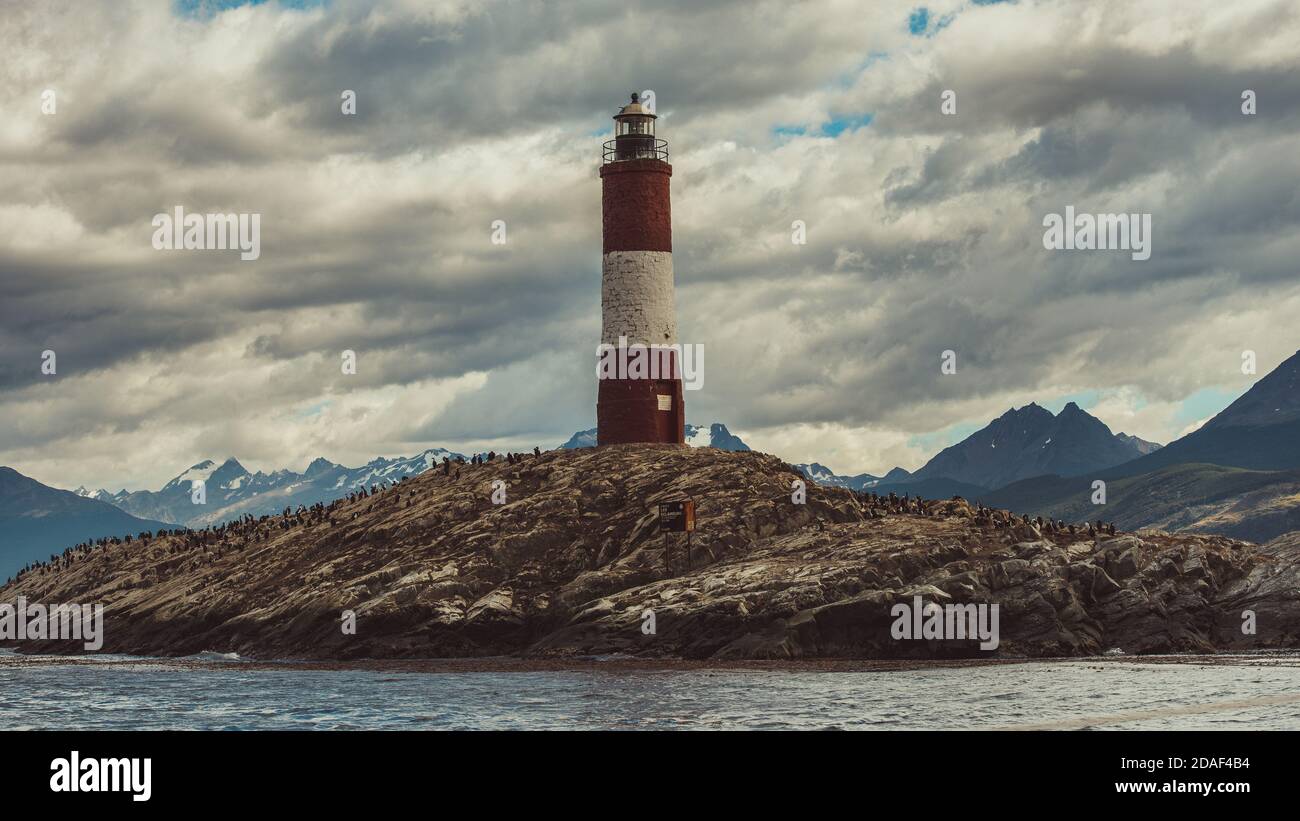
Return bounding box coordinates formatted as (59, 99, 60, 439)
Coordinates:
(183, 650, 244, 662)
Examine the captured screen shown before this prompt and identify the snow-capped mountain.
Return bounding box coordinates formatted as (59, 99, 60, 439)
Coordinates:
(72, 486, 115, 501)
(92, 449, 465, 528)
(562, 422, 751, 451)
(793, 463, 881, 491)
(80, 425, 753, 532)
(684, 423, 750, 451)
(559, 429, 597, 449)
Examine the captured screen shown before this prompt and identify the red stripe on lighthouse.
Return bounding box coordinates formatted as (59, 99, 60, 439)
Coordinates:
(600, 160, 672, 253)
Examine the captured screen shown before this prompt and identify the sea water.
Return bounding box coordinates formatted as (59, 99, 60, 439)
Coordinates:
(2, 651, 1299, 730)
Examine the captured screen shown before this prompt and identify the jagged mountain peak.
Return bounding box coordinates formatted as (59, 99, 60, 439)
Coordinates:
(911, 401, 1148, 489)
(1001, 402, 1051, 418)
(684, 422, 751, 451)
(304, 457, 340, 477)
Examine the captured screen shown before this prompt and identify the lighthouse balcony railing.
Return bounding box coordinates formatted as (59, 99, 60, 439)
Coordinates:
(602, 139, 669, 164)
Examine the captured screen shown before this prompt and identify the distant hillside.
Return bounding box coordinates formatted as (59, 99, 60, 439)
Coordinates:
(1104, 419, 1300, 479)
(793, 465, 985, 501)
(869, 476, 992, 502)
(982, 463, 1300, 544)
(0, 467, 174, 581)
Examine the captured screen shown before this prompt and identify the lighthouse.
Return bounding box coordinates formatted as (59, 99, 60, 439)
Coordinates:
(597, 92, 685, 446)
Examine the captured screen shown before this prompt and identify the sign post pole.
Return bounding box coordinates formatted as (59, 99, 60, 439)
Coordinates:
(658, 498, 696, 572)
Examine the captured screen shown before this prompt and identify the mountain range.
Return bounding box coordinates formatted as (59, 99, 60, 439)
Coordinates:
(796, 403, 1160, 494)
(791, 463, 883, 491)
(905, 401, 1159, 489)
(791, 351, 1300, 543)
(57, 421, 751, 530)
(83, 450, 464, 528)
(7, 351, 1300, 567)
(982, 350, 1300, 541)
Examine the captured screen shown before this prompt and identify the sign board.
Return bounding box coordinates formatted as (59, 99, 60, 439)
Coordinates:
(657, 394, 672, 411)
(658, 499, 696, 532)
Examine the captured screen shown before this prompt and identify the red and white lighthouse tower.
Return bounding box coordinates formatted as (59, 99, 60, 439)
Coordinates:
(597, 92, 685, 446)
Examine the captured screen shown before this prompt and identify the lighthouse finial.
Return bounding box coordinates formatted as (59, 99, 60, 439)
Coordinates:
(630, 92, 639, 103)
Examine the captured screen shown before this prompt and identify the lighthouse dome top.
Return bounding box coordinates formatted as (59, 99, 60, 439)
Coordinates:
(616, 92, 656, 118)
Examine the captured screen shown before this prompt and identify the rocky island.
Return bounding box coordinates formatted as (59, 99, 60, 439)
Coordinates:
(4, 445, 1299, 661)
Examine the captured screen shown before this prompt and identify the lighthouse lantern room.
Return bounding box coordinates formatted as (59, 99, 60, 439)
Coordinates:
(604, 93, 667, 162)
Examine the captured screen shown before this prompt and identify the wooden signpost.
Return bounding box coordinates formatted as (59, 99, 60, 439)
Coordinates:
(659, 499, 696, 569)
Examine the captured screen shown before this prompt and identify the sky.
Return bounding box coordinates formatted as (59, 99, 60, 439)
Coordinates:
(2, 0, 1299, 491)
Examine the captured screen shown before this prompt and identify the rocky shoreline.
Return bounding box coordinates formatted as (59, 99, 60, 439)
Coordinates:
(3, 650, 1299, 676)
(4, 445, 1300, 660)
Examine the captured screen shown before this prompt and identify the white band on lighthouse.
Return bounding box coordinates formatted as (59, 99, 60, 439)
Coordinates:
(600, 250, 677, 347)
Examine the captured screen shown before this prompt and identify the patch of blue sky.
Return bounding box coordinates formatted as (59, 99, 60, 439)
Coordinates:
(769, 47, 886, 141)
(911, 4, 997, 38)
(908, 8, 931, 35)
(770, 113, 873, 141)
(822, 112, 874, 136)
(1171, 386, 1244, 426)
(908, 421, 984, 455)
(175, 0, 324, 18)
(296, 400, 330, 418)
(1040, 385, 1242, 433)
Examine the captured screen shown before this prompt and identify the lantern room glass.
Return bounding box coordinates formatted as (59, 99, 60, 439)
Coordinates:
(617, 116, 654, 137)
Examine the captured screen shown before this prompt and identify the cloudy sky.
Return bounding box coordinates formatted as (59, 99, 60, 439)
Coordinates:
(2, 0, 1299, 491)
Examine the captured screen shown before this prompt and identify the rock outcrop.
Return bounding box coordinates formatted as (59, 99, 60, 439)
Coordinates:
(3, 445, 1298, 660)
